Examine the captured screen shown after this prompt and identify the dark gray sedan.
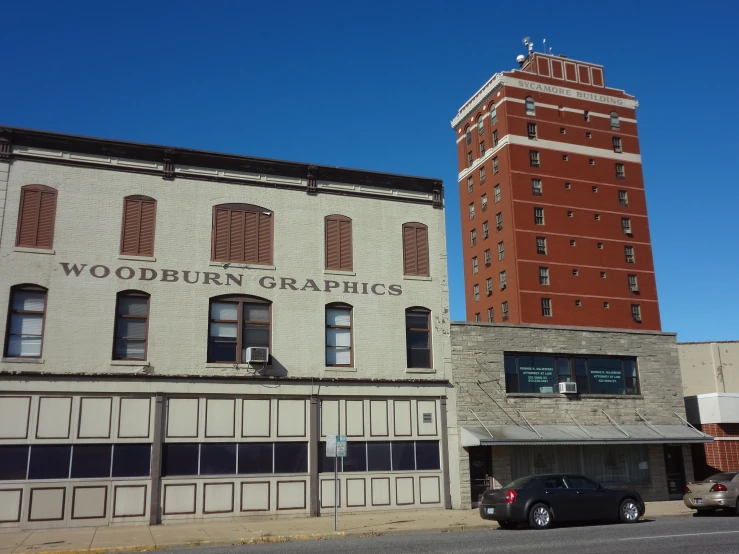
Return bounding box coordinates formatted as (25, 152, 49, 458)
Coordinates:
(478, 474, 645, 530)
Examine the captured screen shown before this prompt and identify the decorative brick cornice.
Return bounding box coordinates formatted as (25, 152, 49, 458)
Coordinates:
(432, 181, 443, 208)
(306, 165, 318, 195)
(0, 128, 12, 161)
(162, 148, 176, 181)
(451, 74, 504, 130)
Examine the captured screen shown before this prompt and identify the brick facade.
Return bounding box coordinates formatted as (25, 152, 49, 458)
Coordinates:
(692, 424, 739, 479)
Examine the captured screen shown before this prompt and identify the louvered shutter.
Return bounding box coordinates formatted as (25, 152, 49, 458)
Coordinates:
(213, 205, 273, 265)
(243, 211, 258, 263)
(121, 197, 156, 256)
(257, 213, 272, 265)
(415, 226, 429, 276)
(121, 199, 141, 255)
(403, 223, 429, 276)
(16, 186, 57, 249)
(229, 210, 245, 262)
(403, 225, 417, 275)
(213, 208, 230, 261)
(35, 191, 56, 249)
(325, 218, 340, 270)
(339, 219, 352, 271)
(17, 189, 40, 247)
(138, 200, 156, 256)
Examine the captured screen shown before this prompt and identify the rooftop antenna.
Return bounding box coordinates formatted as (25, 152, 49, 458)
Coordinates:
(522, 37, 534, 56)
(543, 38, 546, 54)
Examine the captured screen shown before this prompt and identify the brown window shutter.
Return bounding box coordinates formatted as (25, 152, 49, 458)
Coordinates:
(213, 208, 230, 261)
(121, 196, 156, 256)
(415, 226, 429, 276)
(403, 222, 429, 276)
(257, 213, 272, 265)
(325, 215, 352, 271)
(403, 225, 417, 275)
(138, 200, 156, 256)
(212, 204, 273, 265)
(243, 211, 258, 263)
(121, 199, 141, 255)
(325, 218, 340, 270)
(16, 185, 57, 249)
(339, 219, 352, 271)
(228, 210, 245, 262)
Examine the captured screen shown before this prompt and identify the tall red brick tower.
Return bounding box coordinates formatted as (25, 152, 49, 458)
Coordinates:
(452, 50, 660, 330)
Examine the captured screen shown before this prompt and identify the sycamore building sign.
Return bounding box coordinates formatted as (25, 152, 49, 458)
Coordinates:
(516, 79, 626, 106)
(58, 263, 403, 296)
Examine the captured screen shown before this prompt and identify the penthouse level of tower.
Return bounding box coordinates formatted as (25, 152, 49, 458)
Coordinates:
(451, 52, 659, 331)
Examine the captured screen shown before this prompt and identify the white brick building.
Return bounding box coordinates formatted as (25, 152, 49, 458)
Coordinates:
(0, 127, 455, 529)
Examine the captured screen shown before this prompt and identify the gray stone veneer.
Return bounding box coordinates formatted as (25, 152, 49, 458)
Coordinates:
(451, 322, 694, 506)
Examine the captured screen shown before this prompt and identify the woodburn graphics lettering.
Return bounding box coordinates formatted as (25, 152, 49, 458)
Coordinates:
(59, 263, 403, 296)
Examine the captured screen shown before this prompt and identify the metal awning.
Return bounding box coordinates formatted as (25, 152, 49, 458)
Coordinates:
(461, 423, 713, 447)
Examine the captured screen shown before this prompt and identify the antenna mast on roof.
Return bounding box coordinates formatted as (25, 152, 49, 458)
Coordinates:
(522, 37, 533, 56)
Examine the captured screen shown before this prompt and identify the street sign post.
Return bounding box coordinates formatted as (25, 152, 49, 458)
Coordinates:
(326, 434, 346, 531)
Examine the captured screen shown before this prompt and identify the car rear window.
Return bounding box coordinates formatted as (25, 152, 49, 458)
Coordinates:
(706, 472, 738, 482)
(503, 477, 534, 489)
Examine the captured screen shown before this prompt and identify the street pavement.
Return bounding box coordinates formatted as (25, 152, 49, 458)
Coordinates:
(0, 502, 709, 554)
(165, 517, 739, 554)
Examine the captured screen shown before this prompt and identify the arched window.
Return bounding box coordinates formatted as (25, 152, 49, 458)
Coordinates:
(525, 96, 535, 116)
(326, 303, 352, 367)
(476, 115, 484, 137)
(212, 204, 273, 265)
(402, 222, 429, 277)
(325, 215, 352, 271)
(113, 291, 150, 361)
(16, 185, 57, 249)
(464, 126, 472, 146)
(489, 102, 497, 125)
(5, 285, 47, 358)
(208, 295, 271, 363)
(406, 307, 431, 369)
(121, 196, 156, 257)
(610, 112, 620, 129)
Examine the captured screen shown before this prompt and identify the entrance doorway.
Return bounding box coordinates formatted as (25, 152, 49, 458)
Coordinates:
(663, 445, 686, 499)
(468, 446, 492, 507)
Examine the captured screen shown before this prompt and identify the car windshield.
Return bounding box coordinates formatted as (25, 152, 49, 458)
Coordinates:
(502, 477, 534, 489)
(705, 472, 738, 482)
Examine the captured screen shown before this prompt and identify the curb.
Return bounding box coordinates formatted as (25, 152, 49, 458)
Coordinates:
(13, 513, 693, 554)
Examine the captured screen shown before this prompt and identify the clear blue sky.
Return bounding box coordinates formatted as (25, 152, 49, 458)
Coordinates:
(2, 0, 736, 341)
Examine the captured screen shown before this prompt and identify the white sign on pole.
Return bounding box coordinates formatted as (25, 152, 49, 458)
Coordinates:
(326, 435, 347, 457)
(326, 435, 347, 532)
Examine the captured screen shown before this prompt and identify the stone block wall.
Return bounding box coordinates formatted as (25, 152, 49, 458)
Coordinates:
(451, 322, 692, 507)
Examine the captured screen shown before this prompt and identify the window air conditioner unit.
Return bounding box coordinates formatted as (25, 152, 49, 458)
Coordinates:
(485, 261, 491, 267)
(559, 381, 577, 394)
(486, 290, 492, 296)
(496, 225, 503, 231)
(500, 284, 506, 290)
(245, 347, 269, 364)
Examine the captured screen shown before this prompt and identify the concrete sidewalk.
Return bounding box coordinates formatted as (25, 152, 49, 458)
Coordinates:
(0, 502, 694, 554)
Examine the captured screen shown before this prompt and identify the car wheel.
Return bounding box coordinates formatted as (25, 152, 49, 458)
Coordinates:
(497, 520, 517, 530)
(619, 498, 640, 523)
(528, 503, 553, 530)
(734, 498, 739, 517)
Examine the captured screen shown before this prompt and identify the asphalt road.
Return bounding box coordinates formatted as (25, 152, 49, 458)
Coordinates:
(171, 516, 739, 554)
